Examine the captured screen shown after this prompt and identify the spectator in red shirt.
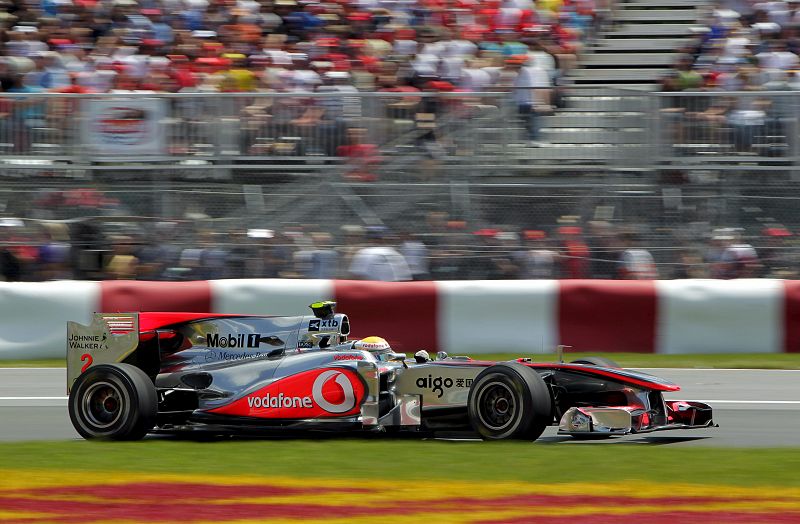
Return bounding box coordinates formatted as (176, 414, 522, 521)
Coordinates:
(558, 226, 590, 279)
(337, 127, 381, 182)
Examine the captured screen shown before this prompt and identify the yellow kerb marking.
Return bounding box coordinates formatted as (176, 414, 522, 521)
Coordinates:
(2, 467, 799, 524)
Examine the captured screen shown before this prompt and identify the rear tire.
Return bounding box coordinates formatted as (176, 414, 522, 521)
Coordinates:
(68, 364, 157, 440)
(570, 357, 619, 368)
(467, 363, 552, 441)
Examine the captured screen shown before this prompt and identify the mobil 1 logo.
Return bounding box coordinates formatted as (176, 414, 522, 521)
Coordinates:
(206, 333, 262, 349)
(308, 318, 339, 332)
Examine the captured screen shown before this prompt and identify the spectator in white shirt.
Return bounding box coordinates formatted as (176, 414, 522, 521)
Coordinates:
(348, 227, 412, 281)
(618, 232, 658, 280)
(399, 231, 430, 280)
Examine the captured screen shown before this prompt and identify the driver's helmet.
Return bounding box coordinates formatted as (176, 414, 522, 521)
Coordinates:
(352, 336, 391, 353)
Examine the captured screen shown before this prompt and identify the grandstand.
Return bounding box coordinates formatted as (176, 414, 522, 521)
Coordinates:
(0, 0, 799, 282)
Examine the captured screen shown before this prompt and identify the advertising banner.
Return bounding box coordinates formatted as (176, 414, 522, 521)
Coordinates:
(81, 98, 167, 155)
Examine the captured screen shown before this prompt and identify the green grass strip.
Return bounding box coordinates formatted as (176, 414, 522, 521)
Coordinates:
(0, 359, 67, 368)
(3, 440, 800, 487)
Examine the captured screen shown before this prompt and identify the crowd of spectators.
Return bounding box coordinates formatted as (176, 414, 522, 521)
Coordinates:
(658, 1, 800, 154)
(1, 206, 797, 282)
(0, 0, 599, 150)
(0, 0, 593, 93)
(664, 1, 800, 92)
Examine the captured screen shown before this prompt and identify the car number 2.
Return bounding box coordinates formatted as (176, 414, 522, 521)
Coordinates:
(80, 353, 93, 373)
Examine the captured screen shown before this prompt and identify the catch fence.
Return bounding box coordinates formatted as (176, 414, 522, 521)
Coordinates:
(3, 176, 800, 280)
(3, 90, 800, 280)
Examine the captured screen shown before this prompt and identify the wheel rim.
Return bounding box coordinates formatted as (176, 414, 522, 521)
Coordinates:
(476, 381, 517, 431)
(82, 381, 124, 429)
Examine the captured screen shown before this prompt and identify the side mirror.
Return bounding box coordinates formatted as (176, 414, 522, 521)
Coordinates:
(388, 353, 408, 368)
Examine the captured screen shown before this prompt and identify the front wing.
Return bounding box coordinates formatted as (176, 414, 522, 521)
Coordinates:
(558, 401, 715, 436)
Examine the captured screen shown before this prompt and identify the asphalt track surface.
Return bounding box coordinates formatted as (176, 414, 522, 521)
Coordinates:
(1, 368, 799, 446)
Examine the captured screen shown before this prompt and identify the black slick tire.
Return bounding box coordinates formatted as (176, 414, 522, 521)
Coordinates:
(467, 362, 552, 441)
(570, 357, 619, 368)
(68, 363, 157, 440)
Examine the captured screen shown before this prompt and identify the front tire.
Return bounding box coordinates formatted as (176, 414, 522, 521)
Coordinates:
(68, 363, 157, 440)
(467, 363, 552, 441)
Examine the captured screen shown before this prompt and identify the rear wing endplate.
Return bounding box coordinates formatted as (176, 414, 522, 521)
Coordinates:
(66, 313, 139, 393)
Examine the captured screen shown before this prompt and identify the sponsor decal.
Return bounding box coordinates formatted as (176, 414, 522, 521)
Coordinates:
(208, 367, 365, 418)
(308, 318, 339, 332)
(312, 370, 356, 413)
(204, 350, 265, 363)
(247, 394, 312, 409)
(356, 342, 385, 350)
(206, 333, 262, 349)
(68, 333, 109, 351)
(416, 375, 472, 398)
(333, 354, 364, 361)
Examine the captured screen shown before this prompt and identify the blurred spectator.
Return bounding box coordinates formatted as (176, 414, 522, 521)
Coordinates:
(338, 224, 366, 274)
(492, 231, 524, 279)
(38, 223, 72, 280)
(106, 235, 140, 280)
(558, 226, 590, 279)
(294, 232, 339, 279)
(707, 227, 761, 279)
(348, 227, 412, 281)
(468, 228, 501, 279)
(672, 250, 709, 279)
(587, 220, 618, 279)
(719, 228, 761, 278)
(617, 231, 658, 280)
(337, 127, 381, 181)
(661, 54, 703, 92)
(761, 227, 797, 277)
(253, 231, 292, 278)
(0, 232, 22, 282)
(518, 229, 557, 279)
(399, 230, 430, 281)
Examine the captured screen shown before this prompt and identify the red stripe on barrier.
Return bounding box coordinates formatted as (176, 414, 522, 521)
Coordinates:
(783, 280, 800, 353)
(558, 280, 656, 353)
(334, 280, 438, 353)
(100, 280, 212, 313)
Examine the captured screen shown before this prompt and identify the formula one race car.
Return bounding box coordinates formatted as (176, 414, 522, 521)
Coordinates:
(66, 302, 715, 441)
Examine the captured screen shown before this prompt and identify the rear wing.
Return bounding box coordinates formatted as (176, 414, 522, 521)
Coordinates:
(66, 313, 140, 393)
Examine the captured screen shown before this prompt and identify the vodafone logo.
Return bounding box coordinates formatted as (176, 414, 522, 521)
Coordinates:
(312, 370, 357, 414)
(210, 367, 363, 418)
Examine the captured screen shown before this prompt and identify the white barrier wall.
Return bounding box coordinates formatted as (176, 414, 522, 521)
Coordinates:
(438, 280, 559, 354)
(0, 279, 796, 360)
(655, 279, 784, 354)
(0, 281, 99, 360)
